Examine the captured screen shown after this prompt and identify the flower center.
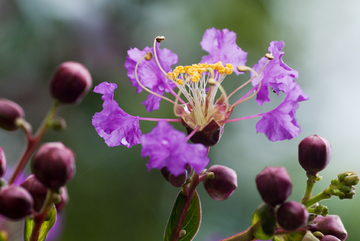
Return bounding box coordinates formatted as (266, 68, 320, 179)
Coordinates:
(169, 62, 233, 130)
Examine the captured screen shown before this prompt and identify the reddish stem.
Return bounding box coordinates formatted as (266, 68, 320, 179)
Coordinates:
(8, 101, 58, 184)
(8, 134, 44, 185)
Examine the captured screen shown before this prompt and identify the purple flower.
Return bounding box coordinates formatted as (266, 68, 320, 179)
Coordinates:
(92, 82, 141, 148)
(124, 42, 178, 112)
(141, 121, 210, 176)
(256, 82, 308, 141)
(200, 28, 248, 75)
(251, 41, 299, 106)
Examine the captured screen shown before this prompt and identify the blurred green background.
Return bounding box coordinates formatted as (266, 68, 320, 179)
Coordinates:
(0, 0, 359, 240)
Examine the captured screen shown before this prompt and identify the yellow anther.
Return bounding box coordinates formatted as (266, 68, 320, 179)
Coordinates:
(265, 53, 274, 60)
(190, 75, 199, 82)
(226, 63, 233, 69)
(176, 78, 183, 85)
(237, 66, 248, 72)
(225, 67, 233, 75)
(144, 52, 153, 61)
(156, 36, 165, 43)
(175, 66, 184, 72)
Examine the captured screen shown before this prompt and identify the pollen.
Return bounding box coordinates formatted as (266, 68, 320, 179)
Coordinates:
(170, 62, 233, 83)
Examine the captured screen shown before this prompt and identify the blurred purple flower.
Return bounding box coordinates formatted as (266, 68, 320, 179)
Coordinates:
(92, 82, 141, 148)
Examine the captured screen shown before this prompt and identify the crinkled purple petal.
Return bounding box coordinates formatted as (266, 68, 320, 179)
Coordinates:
(251, 41, 299, 106)
(124, 43, 178, 112)
(256, 82, 308, 141)
(92, 82, 141, 148)
(200, 28, 247, 75)
(141, 121, 210, 176)
(142, 85, 163, 112)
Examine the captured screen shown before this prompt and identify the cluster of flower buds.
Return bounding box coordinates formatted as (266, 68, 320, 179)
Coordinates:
(329, 171, 358, 200)
(0, 61, 91, 240)
(254, 166, 309, 238)
(250, 135, 357, 240)
(0, 142, 74, 221)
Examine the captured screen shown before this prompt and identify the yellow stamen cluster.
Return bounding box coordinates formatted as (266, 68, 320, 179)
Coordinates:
(169, 61, 233, 83)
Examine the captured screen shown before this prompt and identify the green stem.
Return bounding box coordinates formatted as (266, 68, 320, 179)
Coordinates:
(302, 190, 331, 208)
(29, 190, 57, 241)
(301, 174, 317, 204)
(8, 100, 59, 184)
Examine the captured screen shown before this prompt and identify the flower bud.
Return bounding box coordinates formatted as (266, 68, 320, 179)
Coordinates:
(0, 185, 34, 220)
(255, 167, 292, 206)
(308, 215, 347, 241)
(182, 119, 224, 147)
(161, 165, 192, 187)
(0, 98, 24, 131)
(31, 142, 75, 190)
(320, 235, 341, 241)
(21, 174, 48, 212)
(276, 201, 309, 231)
(55, 186, 69, 213)
(0, 147, 7, 177)
(50, 62, 92, 104)
(203, 165, 237, 201)
(298, 135, 331, 175)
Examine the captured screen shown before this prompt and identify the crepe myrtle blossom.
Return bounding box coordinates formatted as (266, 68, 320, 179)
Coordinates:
(92, 28, 308, 175)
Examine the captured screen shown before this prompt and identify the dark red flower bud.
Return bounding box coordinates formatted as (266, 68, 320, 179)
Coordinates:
(256, 167, 292, 206)
(55, 186, 69, 213)
(31, 142, 75, 190)
(0, 147, 7, 177)
(276, 201, 309, 231)
(50, 61, 92, 104)
(161, 165, 192, 187)
(203, 165, 237, 201)
(182, 119, 224, 147)
(0, 185, 34, 220)
(0, 99, 24, 131)
(320, 235, 341, 241)
(21, 174, 48, 212)
(298, 135, 331, 175)
(308, 215, 347, 241)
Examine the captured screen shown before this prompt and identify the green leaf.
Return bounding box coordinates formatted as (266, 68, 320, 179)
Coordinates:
(24, 205, 57, 241)
(272, 233, 305, 241)
(164, 190, 201, 241)
(251, 203, 276, 240)
(0, 232, 7, 241)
